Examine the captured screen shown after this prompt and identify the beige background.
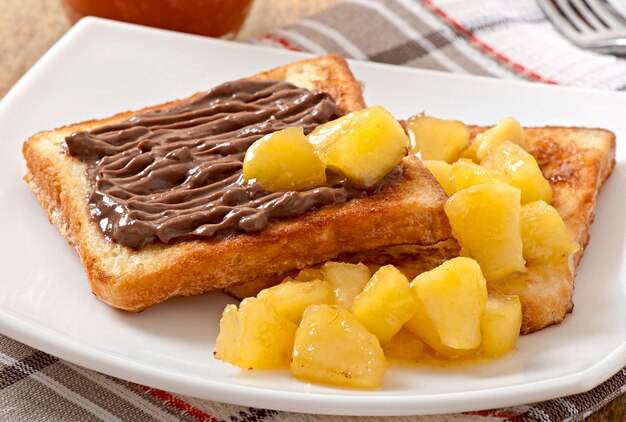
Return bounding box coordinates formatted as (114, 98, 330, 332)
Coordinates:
(0, 0, 623, 419)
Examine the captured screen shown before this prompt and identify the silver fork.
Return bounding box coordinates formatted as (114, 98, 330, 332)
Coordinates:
(537, 0, 626, 56)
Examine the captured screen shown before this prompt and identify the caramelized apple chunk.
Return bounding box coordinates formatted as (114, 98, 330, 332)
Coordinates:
(243, 127, 326, 192)
(423, 160, 456, 196)
(405, 257, 487, 357)
(308, 106, 409, 188)
(213, 305, 240, 366)
(214, 298, 297, 369)
(458, 138, 480, 162)
(383, 328, 428, 361)
(351, 265, 416, 344)
(481, 140, 553, 204)
(405, 113, 469, 162)
(444, 181, 526, 281)
(291, 305, 388, 389)
(480, 294, 522, 357)
(461, 117, 525, 162)
(294, 267, 324, 282)
(451, 160, 513, 191)
(321, 261, 371, 308)
(521, 200, 579, 264)
(257, 280, 333, 324)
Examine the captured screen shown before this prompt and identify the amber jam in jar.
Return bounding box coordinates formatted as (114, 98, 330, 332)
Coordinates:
(61, 0, 254, 38)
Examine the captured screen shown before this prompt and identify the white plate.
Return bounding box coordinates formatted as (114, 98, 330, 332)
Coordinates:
(0, 17, 624, 416)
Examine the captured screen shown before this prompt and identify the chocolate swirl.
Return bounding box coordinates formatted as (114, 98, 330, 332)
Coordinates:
(65, 79, 375, 249)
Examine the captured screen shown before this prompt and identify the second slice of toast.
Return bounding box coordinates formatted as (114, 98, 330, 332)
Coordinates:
(23, 55, 452, 312)
(485, 126, 615, 333)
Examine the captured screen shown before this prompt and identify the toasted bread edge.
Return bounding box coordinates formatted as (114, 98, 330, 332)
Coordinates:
(23, 55, 449, 312)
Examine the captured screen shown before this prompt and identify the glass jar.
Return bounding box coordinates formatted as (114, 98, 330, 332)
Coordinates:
(60, 0, 254, 39)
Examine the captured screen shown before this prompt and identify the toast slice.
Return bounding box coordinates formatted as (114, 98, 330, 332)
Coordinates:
(23, 55, 451, 312)
(226, 125, 616, 335)
(485, 126, 615, 333)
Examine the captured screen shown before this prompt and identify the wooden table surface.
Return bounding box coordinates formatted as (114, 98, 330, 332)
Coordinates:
(1, 1, 623, 420)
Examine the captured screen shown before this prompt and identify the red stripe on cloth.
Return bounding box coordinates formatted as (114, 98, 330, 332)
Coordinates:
(262, 34, 302, 51)
(140, 386, 219, 422)
(464, 409, 525, 421)
(422, 0, 558, 85)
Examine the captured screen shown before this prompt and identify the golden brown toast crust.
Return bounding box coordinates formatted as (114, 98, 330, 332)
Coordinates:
(227, 125, 616, 335)
(249, 54, 365, 115)
(23, 55, 450, 312)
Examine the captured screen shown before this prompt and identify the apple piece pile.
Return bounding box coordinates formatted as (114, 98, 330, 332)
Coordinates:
(213, 114, 580, 390)
(214, 258, 522, 389)
(413, 115, 578, 283)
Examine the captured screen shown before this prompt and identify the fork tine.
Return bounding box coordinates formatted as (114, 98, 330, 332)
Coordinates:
(537, 0, 584, 40)
(555, 0, 592, 32)
(585, 0, 624, 28)
(538, 0, 626, 54)
(571, 0, 606, 29)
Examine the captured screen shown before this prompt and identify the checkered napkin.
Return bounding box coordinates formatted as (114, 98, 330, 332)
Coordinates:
(253, 0, 626, 90)
(2, 1, 625, 421)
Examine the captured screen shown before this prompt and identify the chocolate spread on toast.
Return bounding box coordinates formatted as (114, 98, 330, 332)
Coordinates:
(65, 79, 400, 249)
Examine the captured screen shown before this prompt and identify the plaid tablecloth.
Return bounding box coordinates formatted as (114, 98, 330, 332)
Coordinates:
(2, 0, 625, 421)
